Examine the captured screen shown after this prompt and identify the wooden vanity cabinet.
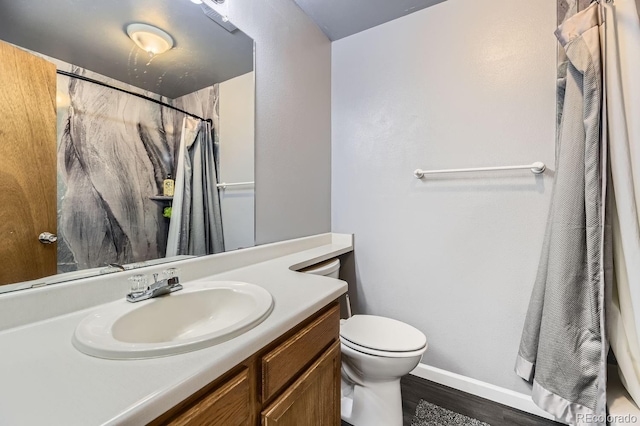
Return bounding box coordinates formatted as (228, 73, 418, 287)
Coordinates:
(154, 368, 252, 426)
(262, 341, 340, 426)
(150, 301, 340, 426)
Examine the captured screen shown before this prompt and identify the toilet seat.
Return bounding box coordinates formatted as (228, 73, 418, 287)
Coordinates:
(341, 336, 427, 358)
(340, 315, 428, 358)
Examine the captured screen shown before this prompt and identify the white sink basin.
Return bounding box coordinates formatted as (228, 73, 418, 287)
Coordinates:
(72, 281, 273, 359)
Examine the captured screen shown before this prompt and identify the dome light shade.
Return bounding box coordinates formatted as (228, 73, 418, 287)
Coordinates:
(126, 23, 174, 56)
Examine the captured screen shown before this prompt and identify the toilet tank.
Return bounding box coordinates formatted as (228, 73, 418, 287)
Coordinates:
(300, 258, 340, 279)
(301, 258, 351, 318)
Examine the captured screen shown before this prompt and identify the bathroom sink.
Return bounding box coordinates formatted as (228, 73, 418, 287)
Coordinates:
(72, 281, 273, 359)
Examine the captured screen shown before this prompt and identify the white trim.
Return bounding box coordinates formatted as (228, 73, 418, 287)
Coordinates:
(410, 363, 566, 423)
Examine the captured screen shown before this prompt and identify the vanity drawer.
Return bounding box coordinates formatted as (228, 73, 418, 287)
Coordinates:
(261, 303, 340, 402)
(262, 341, 341, 426)
(157, 368, 251, 426)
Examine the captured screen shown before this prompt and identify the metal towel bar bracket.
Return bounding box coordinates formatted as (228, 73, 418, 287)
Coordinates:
(414, 162, 546, 179)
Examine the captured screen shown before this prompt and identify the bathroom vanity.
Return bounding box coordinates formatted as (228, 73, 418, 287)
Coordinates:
(0, 233, 351, 425)
(152, 302, 340, 425)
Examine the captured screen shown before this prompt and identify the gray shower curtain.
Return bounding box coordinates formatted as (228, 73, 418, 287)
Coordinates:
(172, 119, 225, 256)
(515, 4, 611, 425)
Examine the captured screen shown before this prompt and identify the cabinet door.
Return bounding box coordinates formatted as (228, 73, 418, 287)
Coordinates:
(160, 368, 251, 426)
(261, 303, 339, 403)
(261, 341, 340, 426)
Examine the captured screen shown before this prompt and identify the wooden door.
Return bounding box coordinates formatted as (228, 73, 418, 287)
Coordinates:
(262, 341, 341, 426)
(0, 40, 57, 286)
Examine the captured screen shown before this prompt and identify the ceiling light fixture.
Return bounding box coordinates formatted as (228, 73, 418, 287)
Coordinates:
(190, 0, 203, 4)
(126, 23, 175, 56)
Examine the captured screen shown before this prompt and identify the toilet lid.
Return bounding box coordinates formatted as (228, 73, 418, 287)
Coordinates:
(340, 315, 427, 352)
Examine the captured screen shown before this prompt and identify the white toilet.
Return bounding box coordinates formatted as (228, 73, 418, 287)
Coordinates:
(302, 258, 428, 426)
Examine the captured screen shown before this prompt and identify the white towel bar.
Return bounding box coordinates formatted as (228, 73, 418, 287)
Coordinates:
(216, 181, 254, 189)
(414, 162, 546, 179)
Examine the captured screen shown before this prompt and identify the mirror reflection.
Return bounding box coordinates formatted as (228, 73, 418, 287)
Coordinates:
(0, 0, 255, 292)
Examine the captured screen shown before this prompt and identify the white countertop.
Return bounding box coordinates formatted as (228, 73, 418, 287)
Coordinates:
(0, 233, 352, 426)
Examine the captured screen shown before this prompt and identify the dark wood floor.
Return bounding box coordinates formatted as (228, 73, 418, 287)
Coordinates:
(401, 374, 565, 426)
(342, 374, 563, 425)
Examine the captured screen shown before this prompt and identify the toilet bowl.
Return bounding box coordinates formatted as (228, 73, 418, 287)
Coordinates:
(302, 259, 428, 426)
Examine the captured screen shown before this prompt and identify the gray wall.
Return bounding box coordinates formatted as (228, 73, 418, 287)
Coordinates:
(223, 0, 332, 245)
(332, 0, 557, 394)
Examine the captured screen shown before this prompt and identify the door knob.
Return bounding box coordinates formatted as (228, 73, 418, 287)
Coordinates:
(39, 232, 58, 244)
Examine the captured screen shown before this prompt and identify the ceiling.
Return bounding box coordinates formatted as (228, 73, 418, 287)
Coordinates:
(294, 0, 446, 41)
(0, 0, 254, 99)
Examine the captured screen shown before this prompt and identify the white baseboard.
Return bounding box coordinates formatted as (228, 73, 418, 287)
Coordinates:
(410, 363, 563, 423)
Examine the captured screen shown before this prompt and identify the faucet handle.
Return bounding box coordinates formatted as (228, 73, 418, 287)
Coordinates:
(162, 267, 179, 279)
(162, 268, 180, 285)
(128, 274, 148, 293)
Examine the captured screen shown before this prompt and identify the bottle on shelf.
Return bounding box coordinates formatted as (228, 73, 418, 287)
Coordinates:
(163, 174, 175, 197)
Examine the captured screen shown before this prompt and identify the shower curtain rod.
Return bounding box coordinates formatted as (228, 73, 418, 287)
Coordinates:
(56, 70, 211, 123)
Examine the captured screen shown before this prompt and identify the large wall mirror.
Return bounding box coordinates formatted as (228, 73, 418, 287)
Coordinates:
(0, 0, 255, 293)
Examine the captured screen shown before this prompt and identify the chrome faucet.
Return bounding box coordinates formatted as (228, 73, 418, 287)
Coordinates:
(126, 269, 183, 303)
